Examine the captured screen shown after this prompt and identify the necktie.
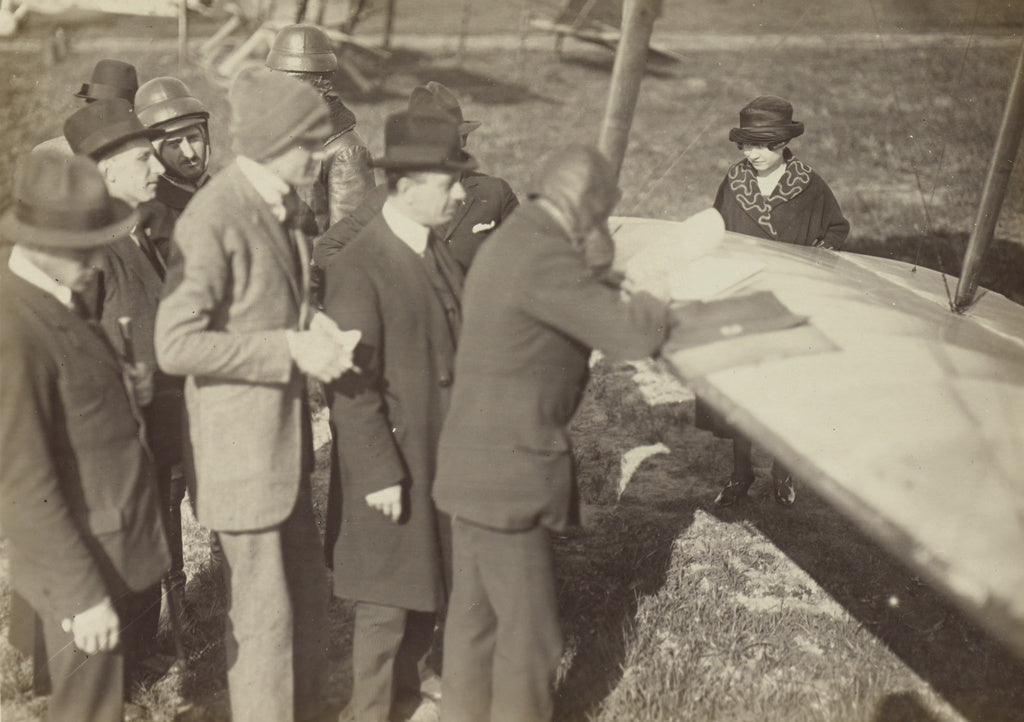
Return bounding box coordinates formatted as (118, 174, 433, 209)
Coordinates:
(134, 227, 166, 280)
(283, 190, 313, 330)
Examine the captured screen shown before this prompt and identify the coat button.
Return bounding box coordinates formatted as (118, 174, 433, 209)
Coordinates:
(439, 377, 452, 388)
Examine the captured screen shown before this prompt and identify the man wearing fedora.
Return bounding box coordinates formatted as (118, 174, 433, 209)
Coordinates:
(32, 58, 139, 157)
(155, 67, 357, 722)
(320, 110, 474, 722)
(703, 95, 849, 508)
(135, 76, 213, 264)
(0, 150, 170, 722)
(266, 23, 375, 233)
(432, 145, 670, 722)
(64, 97, 185, 664)
(314, 80, 518, 274)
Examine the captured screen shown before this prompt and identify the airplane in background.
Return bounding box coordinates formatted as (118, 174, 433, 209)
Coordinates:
(605, 0, 1024, 659)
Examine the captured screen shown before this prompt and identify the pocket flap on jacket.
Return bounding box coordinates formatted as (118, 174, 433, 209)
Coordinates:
(88, 508, 123, 535)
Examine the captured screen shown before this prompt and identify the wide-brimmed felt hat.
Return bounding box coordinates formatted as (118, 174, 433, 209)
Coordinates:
(75, 59, 139, 103)
(64, 98, 164, 160)
(408, 81, 481, 136)
(372, 111, 478, 172)
(728, 95, 804, 145)
(0, 151, 137, 249)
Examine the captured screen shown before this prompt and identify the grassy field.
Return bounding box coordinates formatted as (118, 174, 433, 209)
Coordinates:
(2, 4, 1024, 721)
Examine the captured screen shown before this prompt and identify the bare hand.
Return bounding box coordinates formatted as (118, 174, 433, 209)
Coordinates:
(61, 596, 119, 654)
(365, 485, 402, 523)
(125, 361, 154, 407)
(286, 318, 360, 383)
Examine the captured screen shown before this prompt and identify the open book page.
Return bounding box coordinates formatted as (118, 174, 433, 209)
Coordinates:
(622, 208, 762, 301)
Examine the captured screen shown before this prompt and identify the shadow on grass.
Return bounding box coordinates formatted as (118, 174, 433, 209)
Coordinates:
(552, 361, 705, 720)
(726, 486, 1024, 722)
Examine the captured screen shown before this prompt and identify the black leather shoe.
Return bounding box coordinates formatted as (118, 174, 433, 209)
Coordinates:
(774, 475, 796, 506)
(714, 478, 752, 506)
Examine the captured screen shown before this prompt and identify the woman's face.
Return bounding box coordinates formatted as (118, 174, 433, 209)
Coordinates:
(739, 142, 787, 174)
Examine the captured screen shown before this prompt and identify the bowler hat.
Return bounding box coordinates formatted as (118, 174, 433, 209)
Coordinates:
(408, 81, 481, 136)
(372, 111, 477, 172)
(64, 98, 164, 160)
(728, 96, 804, 145)
(75, 59, 139, 103)
(0, 151, 137, 249)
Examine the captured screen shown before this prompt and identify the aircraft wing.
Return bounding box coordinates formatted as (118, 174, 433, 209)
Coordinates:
(615, 212, 1024, 657)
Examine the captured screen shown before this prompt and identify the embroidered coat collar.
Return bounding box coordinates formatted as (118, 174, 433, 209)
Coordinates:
(724, 151, 814, 238)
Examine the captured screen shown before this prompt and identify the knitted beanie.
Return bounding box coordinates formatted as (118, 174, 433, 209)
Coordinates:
(229, 66, 332, 162)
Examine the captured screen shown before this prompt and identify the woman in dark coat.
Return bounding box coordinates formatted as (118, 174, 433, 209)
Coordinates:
(702, 95, 849, 506)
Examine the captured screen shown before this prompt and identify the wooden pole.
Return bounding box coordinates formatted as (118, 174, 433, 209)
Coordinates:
(178, 0, 188, 69)
(954, 40, 1024, 311)
(597, 0, 661, 181)
(383, 0, 397, 51)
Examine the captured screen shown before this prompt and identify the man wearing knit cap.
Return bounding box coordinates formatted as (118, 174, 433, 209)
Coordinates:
(320, 110, 475, 722)
(32, 58, 139, 157)
(155, 67, 358, 722)
(314, 80, 518, 274)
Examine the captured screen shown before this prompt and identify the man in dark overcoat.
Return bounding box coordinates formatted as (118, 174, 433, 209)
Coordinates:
(432, 145, 671, 721)
(313, 81, 518, 273)
(0, 151, 170, 722)
(63, 97, 181, 663)
(320, 111, 474, 722)
(155, 68, 356, 722)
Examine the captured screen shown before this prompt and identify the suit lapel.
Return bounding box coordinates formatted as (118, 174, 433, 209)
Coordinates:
(231, 163, 304, 311)
(374, 220, 457, 358)
(6, 273, 123, 375)
(112, 237, 162, 304)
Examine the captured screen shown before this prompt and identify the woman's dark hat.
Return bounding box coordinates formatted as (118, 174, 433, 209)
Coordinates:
(64, 98, 164, 160)
(408, 81, 481, 136)
(0, 151, 137, 249)
(75, 59, 139, 103)
(372, 111, 478, 172)
(729, 96, 804, 145)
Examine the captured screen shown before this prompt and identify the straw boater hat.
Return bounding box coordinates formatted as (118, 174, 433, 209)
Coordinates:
(407, 81, 481, 136)
(64, 98, 164, 160)
(0, 151, 137, 248)
(74, 59, 139, 103)
(729, 96, 805, 145)
(372, 110, 477, 173)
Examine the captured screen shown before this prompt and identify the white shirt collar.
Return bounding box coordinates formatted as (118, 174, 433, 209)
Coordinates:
(8, 245, 75, 310)
(382, 197, 430, 256)
(236, 156, 291, 223)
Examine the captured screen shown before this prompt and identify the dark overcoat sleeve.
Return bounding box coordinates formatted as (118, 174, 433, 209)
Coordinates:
(523, 244, 669, 362)
(313, 184, 388, 271)
(321, 251, 408, 495)
(815, 177, 850, 250)
(0, 318, 108, 620)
